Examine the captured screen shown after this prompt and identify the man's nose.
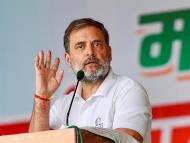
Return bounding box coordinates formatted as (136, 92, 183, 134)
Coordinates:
(85, 43, 94, 56)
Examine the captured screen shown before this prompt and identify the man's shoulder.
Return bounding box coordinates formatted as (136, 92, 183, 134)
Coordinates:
(111, 72, 148, 97)
(114, 73, 142, 89)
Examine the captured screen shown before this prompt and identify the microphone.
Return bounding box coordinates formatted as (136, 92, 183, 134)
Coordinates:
(66, 70, 84, 126)
(77, 70, 85, 81)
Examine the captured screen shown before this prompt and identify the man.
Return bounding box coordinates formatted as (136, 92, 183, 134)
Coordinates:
(29, 18, 152, 143)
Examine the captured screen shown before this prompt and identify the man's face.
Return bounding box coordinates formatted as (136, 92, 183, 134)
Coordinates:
(65, 26, 112, 82)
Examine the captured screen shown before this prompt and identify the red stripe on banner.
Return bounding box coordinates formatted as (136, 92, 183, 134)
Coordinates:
(0, 121, 29, 135)
(0, 102, 190, 135)
(152, 129, 161, 143)
(64, 85, 75, 95)
(171, 126, 190, 143)
(153, 102, 190, 119)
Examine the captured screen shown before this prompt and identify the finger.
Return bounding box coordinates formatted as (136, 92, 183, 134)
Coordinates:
(56, 69, 64, 85)
(52, 57, 60, 73)
(39, 50, 45, 68)
(45, 50, 51, 69)
(49, 57, 60, 77)
(35, 55, 40, 69)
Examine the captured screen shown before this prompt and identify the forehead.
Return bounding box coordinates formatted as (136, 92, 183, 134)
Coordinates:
(69, 26, 105, 44)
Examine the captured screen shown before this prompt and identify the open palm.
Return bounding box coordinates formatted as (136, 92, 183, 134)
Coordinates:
(35, 50, 64, 99)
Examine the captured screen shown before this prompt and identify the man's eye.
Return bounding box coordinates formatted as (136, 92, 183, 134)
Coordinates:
(76, 44, 84, 49)
(94, 42, 102, 47)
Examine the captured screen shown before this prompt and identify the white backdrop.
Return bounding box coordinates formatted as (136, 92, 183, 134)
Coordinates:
(1, 0, 190, 142)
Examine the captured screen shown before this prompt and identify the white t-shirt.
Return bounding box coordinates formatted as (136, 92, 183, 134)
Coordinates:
(50, 70, 152, 143)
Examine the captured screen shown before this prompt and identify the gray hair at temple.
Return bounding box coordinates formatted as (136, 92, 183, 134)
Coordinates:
(63, 18, 109, 53)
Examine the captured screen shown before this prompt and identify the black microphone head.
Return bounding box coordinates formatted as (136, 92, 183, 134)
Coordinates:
(77, 70, 84, 81)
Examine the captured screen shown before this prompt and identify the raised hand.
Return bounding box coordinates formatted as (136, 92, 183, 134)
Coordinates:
(35, 50, 64, 99)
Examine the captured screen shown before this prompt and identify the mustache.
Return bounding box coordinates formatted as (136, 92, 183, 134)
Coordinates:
(83, 56, 100, 66)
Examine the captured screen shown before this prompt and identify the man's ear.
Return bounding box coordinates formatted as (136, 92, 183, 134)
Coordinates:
(108, 46, 112, 61)
(64, 52, 72, 67)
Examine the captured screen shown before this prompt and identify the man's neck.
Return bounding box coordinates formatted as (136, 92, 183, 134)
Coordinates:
(80, 80, 103, 100)
(80, 68, 111, 100)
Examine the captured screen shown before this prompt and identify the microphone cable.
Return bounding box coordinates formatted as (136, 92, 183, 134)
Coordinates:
(66, 70, 84, 126)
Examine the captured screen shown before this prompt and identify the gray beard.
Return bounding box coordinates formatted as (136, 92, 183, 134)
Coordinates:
(71, 54, 111, 83)
(82, 65, 110, 83)
(72, 63, 111, 83)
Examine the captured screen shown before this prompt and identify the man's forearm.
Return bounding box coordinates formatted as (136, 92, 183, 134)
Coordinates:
(29, 99, 50, 132)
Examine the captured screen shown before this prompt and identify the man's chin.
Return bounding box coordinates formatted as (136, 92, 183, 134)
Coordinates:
(84, 64, 99, 70)
(84, 68, 100, 74)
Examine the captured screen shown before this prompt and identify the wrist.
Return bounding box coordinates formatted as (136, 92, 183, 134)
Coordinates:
(34, 94, 50, 102)
(34, 94, 53, 102)
(35, 90, 49, 98)
(34, 94, 51, 113)
(34, 99, 50, 113)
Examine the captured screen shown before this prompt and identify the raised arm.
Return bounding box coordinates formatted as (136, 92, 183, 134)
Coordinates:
(29, 50, 64, 132)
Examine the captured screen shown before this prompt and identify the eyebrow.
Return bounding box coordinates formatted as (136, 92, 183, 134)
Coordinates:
(75, 41, 85, 46)
(74, 39, 104, 47)
(93, 39, 103, 43)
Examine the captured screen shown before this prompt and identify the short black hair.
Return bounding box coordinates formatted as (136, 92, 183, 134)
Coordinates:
(64, 18, 109, 53)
